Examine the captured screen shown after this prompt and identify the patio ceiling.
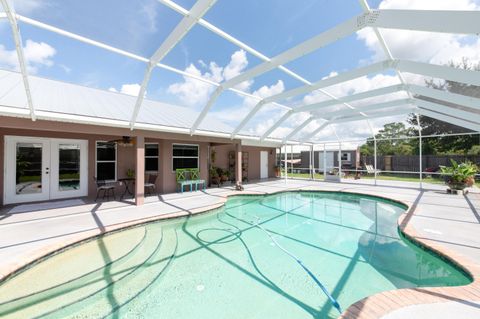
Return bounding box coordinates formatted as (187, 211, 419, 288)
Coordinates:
(0, 0, 479, 145)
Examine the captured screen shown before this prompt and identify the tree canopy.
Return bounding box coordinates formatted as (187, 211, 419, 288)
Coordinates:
(360, 58, 479, 156)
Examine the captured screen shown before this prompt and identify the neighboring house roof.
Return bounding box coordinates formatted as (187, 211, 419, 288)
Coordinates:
(0, 69, 233, 135)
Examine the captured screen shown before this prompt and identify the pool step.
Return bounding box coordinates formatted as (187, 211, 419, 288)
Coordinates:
(54, 225, 178, 319)
(0, 224, 161, 319)
(0, 226, 149, 319)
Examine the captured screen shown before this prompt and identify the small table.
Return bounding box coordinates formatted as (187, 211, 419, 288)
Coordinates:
(118, 177, 135, 200)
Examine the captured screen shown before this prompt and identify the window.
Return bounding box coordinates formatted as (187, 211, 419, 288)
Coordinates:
(96, 142, 116, 181)
(145, 143, 159, 172)
(341, 152, 351, 162)
(172, 144, 199, 171)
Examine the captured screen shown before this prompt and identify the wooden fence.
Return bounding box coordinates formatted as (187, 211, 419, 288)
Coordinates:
(363, 155, 480, 172)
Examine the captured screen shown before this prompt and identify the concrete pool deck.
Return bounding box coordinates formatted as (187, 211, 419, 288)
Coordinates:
(0, 178, 479, 318)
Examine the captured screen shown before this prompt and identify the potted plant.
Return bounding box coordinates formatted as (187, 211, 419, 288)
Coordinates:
(209, 166, 220, 187)
(126, 168, 135, 178)
(221, 170, 231, 183)
(210, 148, 216, 164)
(225, 170, 234, 182)
(440, 159, 477, 194)
(274, 165, 281, 177)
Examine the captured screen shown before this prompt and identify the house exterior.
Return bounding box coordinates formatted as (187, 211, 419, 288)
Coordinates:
(300, 150, 359, 171)
(0, 69, 277, 206)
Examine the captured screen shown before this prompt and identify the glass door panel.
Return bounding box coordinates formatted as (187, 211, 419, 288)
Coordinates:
(16, 143, 43, 195)
(4, 136, 50, 204)
(50, 139, 88, 200)
(58, 144, 81, 191)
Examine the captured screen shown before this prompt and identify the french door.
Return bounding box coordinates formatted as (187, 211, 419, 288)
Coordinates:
(4, 136, 88, 204)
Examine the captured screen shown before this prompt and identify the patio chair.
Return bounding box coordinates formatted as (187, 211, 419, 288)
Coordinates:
(365, 164, 381, 175)
(94, 177, 115, 201)
(189, 168, 206, 191)
(176, 169, 191, 193)
(145, 174, 158, 196)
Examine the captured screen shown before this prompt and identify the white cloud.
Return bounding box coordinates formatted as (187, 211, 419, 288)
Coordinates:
(244, 79, 285, 109)
(139, 0, 159, 33)
(167, 49, 252, 107)
(0, 39, 56, 73)
(109, 83, 144, 97)
(285, 0, 480, 142)
(357, 0, 480, 65)
(212, 80, 285, 127)
(11, 0, 52, 14)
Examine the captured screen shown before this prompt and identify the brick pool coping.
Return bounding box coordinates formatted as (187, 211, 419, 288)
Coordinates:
(339, 198, 480, 319)
(0, 184, 478, 318)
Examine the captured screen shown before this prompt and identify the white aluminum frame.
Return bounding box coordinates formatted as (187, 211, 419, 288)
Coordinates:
(0, 0, 478, 146)
(129, 0, 217, 129)
(0, 0, 35, 121)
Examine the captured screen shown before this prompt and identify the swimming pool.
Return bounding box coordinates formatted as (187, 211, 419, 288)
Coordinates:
(0, 192, 471, 318)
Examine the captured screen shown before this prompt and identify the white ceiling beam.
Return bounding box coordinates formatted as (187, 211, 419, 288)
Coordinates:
(1, 0, 35, 121)
(359, 0, 413, 100)
(259, 84, 404, 142)
(220, 15, 363, 91)
(300, 121, 330, 143)
(218, 9, 479, 94)
(397, 60, 480, 86)
(294, 84, 405, 113)
(409, 84, 480, 112)
(369, 10, 480, 34)
(417, 109, 480, 132)
(190, 12, 367, 135)
(231, 60, 392, 136)
(282, 117, 316, 143)
(16, 15, 287, 107)
(414, 99, 480, 125)
(238, 58, 480, 139)
(264, 59, 480, 108)
(230, 100, 265, 138)
(264, 60, 392, 104)
(259, 110, 293, 141)
(0, 11, 6, 18)
(129, 0, 217, 130)
(160, 0, 368, 137)
(323, 98, 411, 120)
(231, 62, 385, 138)
(331, 107, 416, 124)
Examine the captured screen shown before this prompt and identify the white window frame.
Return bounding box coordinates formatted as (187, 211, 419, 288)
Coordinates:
(172, 143, 199, 172)
(145, 143, 159, 173)
(341, 152, 351, 162)
(95, 141, 117, 181)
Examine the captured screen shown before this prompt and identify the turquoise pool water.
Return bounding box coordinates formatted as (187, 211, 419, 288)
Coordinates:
(0, 192, 471, 318)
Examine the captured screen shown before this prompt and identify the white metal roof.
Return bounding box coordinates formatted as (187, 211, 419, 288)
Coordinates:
(0, 0, 479, 145)
(0, 68, 234, 135)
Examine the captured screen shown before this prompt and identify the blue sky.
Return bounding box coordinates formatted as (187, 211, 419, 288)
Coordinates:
(1, 0, 479, 142)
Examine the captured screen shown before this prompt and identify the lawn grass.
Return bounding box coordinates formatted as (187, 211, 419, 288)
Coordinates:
(281, 171, 480, 187)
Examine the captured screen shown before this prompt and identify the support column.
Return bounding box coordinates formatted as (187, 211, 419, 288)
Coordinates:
(135, 135, 145, 206)
(290, 145, 293, 175)
(374, 138, 378, 186)
(338, 141, 342, 181)
(310, 144, 314, 180)
(417, 114, 423, 189)
(236, 143, 242, 184)
(284, 144, 288, 183)
(323, 143, 327, 180)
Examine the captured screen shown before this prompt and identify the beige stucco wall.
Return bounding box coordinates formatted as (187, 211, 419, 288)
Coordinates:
(0, 117, 276, 205)
(213, 144, 276, 180)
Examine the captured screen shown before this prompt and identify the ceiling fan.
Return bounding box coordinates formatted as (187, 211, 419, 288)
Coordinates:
(106, 136, 135, 147)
